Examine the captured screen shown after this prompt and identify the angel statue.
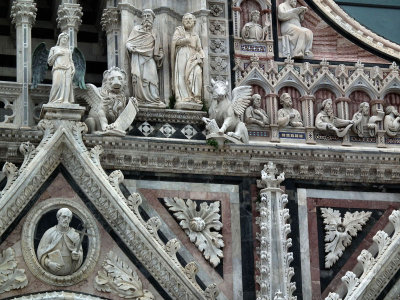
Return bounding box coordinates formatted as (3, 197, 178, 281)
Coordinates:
(203, 80, 252, 144)
(75, 67, 139, 137)
(32, 32, 86, 104)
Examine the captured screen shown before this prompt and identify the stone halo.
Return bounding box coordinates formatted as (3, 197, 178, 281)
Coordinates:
(21, 198, 100, 286)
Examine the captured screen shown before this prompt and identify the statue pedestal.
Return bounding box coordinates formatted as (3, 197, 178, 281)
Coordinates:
(174, 102, 203, 111)
(40, 103, 86, 121)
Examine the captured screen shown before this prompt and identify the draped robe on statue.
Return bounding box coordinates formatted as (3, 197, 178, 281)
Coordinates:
(126, 25, 163, 106)
(171, 26, 204, 104)
(48, 46, 75, 104)
(37, 226, 83, 276)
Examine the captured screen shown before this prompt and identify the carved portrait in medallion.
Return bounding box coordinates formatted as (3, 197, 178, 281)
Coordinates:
(21, 198, 100, 286)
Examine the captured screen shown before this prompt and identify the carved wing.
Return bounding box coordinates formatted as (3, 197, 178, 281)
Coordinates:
(72, 47, 86, 89)
(74, 84, 102, 110)
(31, 43, 49, 89)
(231, 85, 252, 117)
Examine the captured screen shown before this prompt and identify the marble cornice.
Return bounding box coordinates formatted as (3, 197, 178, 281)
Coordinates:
(309, 0, 400, 62)
(1, 128, 400, 183)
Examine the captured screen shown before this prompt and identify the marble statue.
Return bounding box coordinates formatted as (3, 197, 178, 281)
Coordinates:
(75, 67, 139, 136)
(277, 93, 303, 127)
(31, 33, 86, 93)
(315, 98, 354, 137)
(278, 0, 313, 58)
(171, 13, 205, 110)
(126, 9, 165, 108)
(241, 10, 266, 43)
(203, 80, 252, 143)
(47, 33, 75, 104)
(351, 102, 383, 137)
(384, 106, 400, 137)
(37, 208, 83, 276)
(244, 94, 269, 127)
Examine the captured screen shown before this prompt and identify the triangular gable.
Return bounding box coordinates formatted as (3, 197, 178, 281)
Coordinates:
(0, 115, 218, 300)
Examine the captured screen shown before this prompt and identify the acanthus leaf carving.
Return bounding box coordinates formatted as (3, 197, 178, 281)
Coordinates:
(341, 271, 359, 297)
(94, 250, 154, 299)
(204, 283, 219, 300)
(163, 197, 224, 267)
(0, 247, 28, 293)
(321, 208, 371, 268)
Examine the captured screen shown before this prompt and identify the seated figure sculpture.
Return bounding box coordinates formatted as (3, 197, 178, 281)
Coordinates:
(203, 80, 252, 144)
(351, 102, 383, 137)
(384, 106, 400, 137)
(277, 93, 303, 127)
(37, 208, 83, 276)
(75, 67, 139, 136)
(278, 0, 313, 58)
(315, 98, 354, 137)
(241, 10, 266, 43)
(244, 94, 269, 127)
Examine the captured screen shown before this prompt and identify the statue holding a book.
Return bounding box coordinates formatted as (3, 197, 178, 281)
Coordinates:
(37, 208, 83, 276)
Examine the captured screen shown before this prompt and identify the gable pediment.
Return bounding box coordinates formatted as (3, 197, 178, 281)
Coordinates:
(0, 113, 218, 299)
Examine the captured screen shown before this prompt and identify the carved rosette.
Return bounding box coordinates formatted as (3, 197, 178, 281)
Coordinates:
(0, 247, 28, 293)
(57, 3, 83, 32)
(321, 208, 371, 268)
(10, 0, 37, 25)
(95, 251, 154, 299)
(164, 197, 224, 267)
(101, 7, 120, 33)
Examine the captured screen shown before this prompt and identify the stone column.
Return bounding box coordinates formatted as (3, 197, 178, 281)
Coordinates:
(57, 1, 83, 51)
(256, 162, 296, 300)
(371, 99, 386, 148)
(335, 97, 351, 146)
(101, 7, 121, 68)
(300, 95, 316, 144)
(11, 0, 37, 126)
(266, 93, 279, 142)
(335, 97, 350, 120)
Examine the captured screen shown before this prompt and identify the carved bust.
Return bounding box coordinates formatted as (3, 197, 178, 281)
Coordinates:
(37, 208, 83, 276)
(277, 93, 303, 127)
(244, 94, 269, 127)
(241, 10, 265, 43)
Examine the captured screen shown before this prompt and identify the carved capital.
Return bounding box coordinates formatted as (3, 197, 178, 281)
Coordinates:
(57, 3, 83, 32)
(257, 161, 284, 189)
(11, 0, 37, 26)
(101, 7, 120, 33)
(0, 247, 28, 293)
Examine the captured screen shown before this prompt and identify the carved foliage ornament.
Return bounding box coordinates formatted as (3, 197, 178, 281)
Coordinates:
(164, 197, 224, 267)
(95, 251, 154, 299)
(0, 247, 28, 293)
(321, 208, 371, 268)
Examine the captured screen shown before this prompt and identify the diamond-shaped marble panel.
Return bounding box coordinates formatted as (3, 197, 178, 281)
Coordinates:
(138, 122, 154, 136)
(160, 123, 176, 138)
(181, 125, 198, 139)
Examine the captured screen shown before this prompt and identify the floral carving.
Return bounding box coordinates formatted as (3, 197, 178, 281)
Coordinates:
(210, 39, 226, 54)
(95, 251, 154, 299)
(321, 208, 371, 268)
(209, 4, 224, 17)
(164, 197, 224, 267)
(210, 57, 228, 72)
(209, 20, 226, 36)
(0, 247, 28, 293)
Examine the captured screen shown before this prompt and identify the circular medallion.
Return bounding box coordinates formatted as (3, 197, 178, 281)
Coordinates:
(21, 198, 100, 286)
